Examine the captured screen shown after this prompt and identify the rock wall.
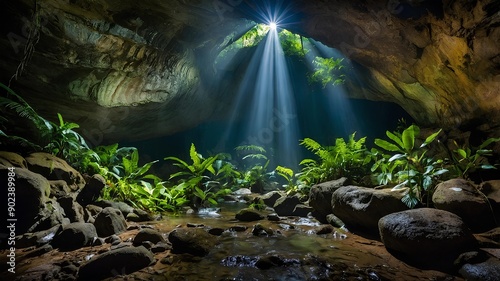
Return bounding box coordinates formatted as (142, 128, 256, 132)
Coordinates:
(1, 0, 499, 142)
(292, 0, 500, 135)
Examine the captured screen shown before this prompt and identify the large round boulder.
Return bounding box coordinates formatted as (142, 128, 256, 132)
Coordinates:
(1, 165, 53, 233)
(433, 178, 496, 232)
(52, 222, 97, 251)
(378, 208, 476, 260)
(77, 246, 154, 280)
(0, 151, 27, 168)
(168, 228, 217, 256)
(25, 152, 85, 191)
(332, 185, 408, 232)
(93, 207, 127, 237)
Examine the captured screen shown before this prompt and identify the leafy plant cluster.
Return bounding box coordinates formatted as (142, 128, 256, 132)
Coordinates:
(2, 83, 499, 212)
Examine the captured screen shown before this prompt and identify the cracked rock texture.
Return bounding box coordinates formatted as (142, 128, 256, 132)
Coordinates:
(1, 0, 499, 141)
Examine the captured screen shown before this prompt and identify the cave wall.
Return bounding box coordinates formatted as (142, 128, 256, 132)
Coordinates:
(291, 0, 500, 135)
(1, 0, 499, 144)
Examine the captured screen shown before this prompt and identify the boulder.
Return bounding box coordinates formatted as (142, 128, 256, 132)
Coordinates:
(133, 228, 165, 245)
(52, 222, 97, 250)
(32, 199, 68, 232)
(49, 180, 73, 199)
(76, 174, 106, 206)
(252, 223, 273, 236)
(433, 178, 496, 232)
(94, 200, 135, 216)
(292, 204, 314, 217)
(258, 191, 285, 207)
(459, 257, 500, 281)
(332, 185, 408, 232)
(94, 207, 127, 237)
(309, 178, 349, 221)
(25, 152, 85, 191)
(77, 246, 154, 280)
(235, 208, 265, 222)
(16, 225, 62, 248)
(1, 165, 51, 233)
(168, 228, 217, 256)
(379, 208, 476, 261)
(57, 196, 85, 223)
(273, 195, 301, 216)
(0, 151, 27, 168)
(127, 209, 154, 222)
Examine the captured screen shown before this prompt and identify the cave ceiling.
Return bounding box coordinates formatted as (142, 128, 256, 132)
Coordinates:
(1, 0, 499, 143)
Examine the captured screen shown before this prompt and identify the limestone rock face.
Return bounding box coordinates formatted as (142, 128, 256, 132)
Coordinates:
(1, 0, 499, 141)
(294, 0, 500, 136)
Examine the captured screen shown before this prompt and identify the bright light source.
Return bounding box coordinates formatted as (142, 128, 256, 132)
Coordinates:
(269, 22, 277, 30)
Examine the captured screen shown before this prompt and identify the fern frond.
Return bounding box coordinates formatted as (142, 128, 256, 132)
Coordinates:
(235, 145, 266, 154)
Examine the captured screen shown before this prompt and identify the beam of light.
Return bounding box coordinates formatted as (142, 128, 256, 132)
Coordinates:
(268, 22, 277, 30)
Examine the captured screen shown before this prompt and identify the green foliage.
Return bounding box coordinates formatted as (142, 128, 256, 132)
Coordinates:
(449, 137, 500, 180)
(309, 57, 345, 88)
(100, 149, 160, 210)
(278, 30, 307, 57)
(372, 125, 448, 208)
(165, 143, 223, 208)
(235, 145, 275, 191)
(298, 133, 370, 186)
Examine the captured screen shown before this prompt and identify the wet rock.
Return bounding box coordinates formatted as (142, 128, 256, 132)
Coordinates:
(252, 223, 273, 236)
(168, 228, 217, 256)
(332, 185, 408, 232)
(316, 225, 335, 235)
(480, 180, 500, 224)
(255, 255, 300, 269)
(326, 214, 345, 228)
(126, 208, 153, 222)
(228, 225, 248, 232)
(309, 178, 349, 222)
(94, 207, 127, 237)
(76, 174, 105, 206)
(52, 222, 97, 250)
(49, 180, 73, 199)
(292, 204, 313, 217)
(58, 196, 85, 223)
(95, 200, 135, 216)
(133, 228, 165, 245)
(208, 227, 225, 236)
(1, 165, 52, 233)
(0, 151, 27, 168)
(458, 257, 500, 281)
(16, 224, 62, 248)
(235, 208, 265, 221)
(259, 191, 286, 207)
(85, 204, 103, 218)
(105, 234, 121, 245)
(433, 178, 496, 232)
(273, 195, 301, 216)
(267, 213, 281, 221)
(33, 199, 68, 232)
(474, 227, 500, 248)
(379, 208, 476, 261)
(25, 152, 85, 191)
(77, 246, 154, 280)
(151, 242, 171, 253)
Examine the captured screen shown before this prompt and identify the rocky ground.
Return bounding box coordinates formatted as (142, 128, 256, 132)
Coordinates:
(1, 151, 500, 280)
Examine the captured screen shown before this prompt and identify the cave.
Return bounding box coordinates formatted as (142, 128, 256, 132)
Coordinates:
(1, 0, 500, 280)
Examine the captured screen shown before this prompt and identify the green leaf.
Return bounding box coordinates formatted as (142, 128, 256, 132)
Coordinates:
(374, 139, 400, 152)
(478, 137, 500, 150)
(388, 153, 405, 162)
(189, 143, 201, 166)
(420, 129, 441, 148)
(386, 131, 404, 149)
(456, 149, 467, 159)
(481, 164, 496, 170)
(402, 125, 418, 152)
